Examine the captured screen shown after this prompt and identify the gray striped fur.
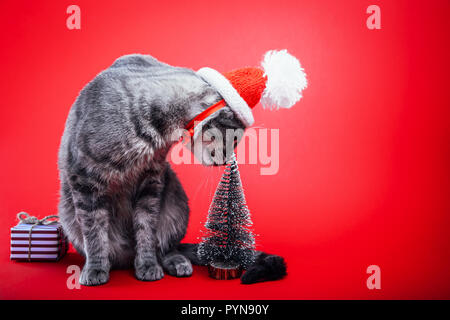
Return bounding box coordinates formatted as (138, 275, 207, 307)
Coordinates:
(58, 54, 245, 285)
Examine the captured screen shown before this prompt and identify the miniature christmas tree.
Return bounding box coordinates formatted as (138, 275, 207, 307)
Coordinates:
(198, 153, 256, 279)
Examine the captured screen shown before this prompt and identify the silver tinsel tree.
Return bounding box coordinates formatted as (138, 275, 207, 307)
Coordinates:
(198, 154, 256, 269)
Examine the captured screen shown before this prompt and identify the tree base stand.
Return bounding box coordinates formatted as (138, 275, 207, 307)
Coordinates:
(208, 262, 242, 280)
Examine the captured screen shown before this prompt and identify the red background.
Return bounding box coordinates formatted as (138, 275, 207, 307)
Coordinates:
(0, 0, 449, 299)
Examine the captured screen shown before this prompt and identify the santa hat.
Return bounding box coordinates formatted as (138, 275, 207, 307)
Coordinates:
(193, 49, 307, 129)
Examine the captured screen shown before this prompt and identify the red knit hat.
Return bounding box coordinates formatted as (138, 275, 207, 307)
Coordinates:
(224, 67, 267, 109)
(196, 50, 308, 127)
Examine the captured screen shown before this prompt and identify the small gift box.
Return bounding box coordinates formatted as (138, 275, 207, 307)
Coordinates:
(10, 212, 68, 262)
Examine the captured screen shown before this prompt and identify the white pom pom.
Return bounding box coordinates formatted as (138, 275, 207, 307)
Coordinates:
(260, 49, 308, 109)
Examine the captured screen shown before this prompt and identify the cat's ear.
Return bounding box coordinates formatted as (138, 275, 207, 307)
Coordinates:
(260, 50, 308, 110)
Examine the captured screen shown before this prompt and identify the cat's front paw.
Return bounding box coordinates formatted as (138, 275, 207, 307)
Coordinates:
(163, 254, 193, 277)
(135, 262, 164, 281)
(79, 266, 110, 286)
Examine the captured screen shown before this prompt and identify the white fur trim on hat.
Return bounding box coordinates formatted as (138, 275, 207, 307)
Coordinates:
(197, 67, 254, 127)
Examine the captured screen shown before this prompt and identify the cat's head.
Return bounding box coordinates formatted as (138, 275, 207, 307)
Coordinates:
(186, 105, 246, 166)
(184, 49, 308, 166)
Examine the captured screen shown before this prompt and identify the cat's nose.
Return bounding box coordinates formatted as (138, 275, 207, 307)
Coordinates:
(212, 162, 225, 167)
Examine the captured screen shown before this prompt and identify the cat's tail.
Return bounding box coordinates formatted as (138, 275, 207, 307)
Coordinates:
(177, 243, 287, 284)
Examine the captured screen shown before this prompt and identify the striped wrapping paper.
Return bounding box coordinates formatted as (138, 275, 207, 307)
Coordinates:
(10, 223, 68, 261)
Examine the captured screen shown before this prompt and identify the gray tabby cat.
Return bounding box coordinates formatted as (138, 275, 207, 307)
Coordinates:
(58, 54, 286, 286)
